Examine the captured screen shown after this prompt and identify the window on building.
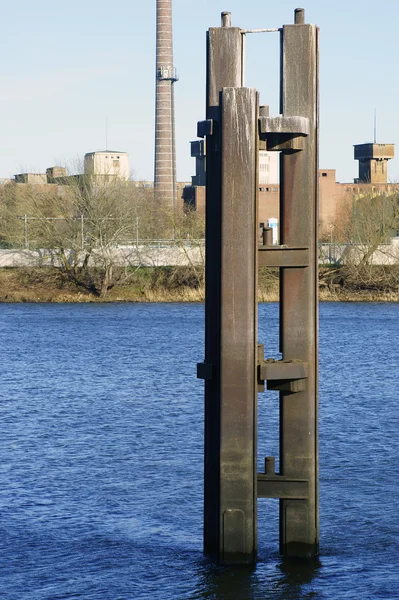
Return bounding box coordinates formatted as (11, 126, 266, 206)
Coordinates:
(322, 172, 327, 177)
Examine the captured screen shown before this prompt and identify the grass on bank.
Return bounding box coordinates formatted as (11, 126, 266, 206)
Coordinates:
(0, 265, 398, 302)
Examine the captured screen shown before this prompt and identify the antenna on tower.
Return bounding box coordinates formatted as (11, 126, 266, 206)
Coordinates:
(374, 108, 377, 144)
(105, 116, 108, 151)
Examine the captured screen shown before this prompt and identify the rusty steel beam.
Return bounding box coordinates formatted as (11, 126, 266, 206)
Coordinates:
(258, 246, 309, 267)
(200, 14, 259, 564)
(198, 8, 320, 565)
(202, 16, 246, 565)
(257, 475, 309, 500)
(278, 10, 319, 558)
(218, 86, 258, 564)
(201, 85, 259, 565)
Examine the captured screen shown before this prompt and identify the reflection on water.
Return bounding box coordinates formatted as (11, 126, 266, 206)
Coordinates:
(0, 302, 398, 599)
(192, 555, 323, 600)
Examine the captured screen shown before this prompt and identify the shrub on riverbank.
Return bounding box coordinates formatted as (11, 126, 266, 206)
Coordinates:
(0, 266, 398, 303)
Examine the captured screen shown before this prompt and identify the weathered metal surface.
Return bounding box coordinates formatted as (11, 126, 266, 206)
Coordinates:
(219, 86, 258, 564)
(264, 456, 276, 476)
(207, 27, 243, 117)
(262, 227, 273, 246)
(197, 119, 214, 138)
(279, 15, 319, 558)
(294, 8, 305, 25)
(203, 18, 259, 565)
(200, 8, 319, 565)
(260, 360, 309, 381)
(267, 379, 306, 394)
(257, 475, 309, 499)
(267, 135, 305, 152)
(259, 115, 309, 136)
(197, 362, 214, 381)
(258, 245, 309, 267)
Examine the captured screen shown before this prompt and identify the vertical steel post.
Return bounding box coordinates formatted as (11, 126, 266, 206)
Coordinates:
(202, 15, 258, 564)
(279, 10, 319, 557)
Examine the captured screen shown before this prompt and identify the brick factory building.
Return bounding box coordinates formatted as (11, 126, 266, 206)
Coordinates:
(183, 141, 398, 240)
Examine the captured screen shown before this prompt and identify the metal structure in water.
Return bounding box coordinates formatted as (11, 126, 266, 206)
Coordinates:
(197, 8, 319, 564)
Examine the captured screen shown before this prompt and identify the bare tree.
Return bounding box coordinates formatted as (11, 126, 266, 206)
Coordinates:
(329, 190, 399, 292)
(0, 175, 207, 296)
(0, 176, 152, 295)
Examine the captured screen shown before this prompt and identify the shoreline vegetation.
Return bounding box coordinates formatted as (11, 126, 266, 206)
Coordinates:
(0, 266, 398, 303)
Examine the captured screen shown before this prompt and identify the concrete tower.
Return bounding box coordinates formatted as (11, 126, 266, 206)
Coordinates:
(154, 0, 178, 205)
(354, 143, 394, 184)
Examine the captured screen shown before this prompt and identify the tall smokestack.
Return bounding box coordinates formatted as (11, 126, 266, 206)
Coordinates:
(154, 0, 178, 206)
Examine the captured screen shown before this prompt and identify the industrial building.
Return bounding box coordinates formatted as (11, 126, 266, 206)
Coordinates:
(12, 151, 130, 187)
(183, 140, 397, 238)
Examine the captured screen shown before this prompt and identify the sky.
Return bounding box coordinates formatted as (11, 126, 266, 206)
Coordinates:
(1, 0, 399, 184)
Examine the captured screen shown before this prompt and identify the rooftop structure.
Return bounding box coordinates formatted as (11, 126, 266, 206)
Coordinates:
(84, 151, 130, 180)
(14, 173, 47, 185)
(354, 143, 394, 184)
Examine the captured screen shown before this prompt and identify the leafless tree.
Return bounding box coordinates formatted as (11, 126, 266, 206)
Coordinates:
(329, 190, 399, 292)
(0, 176, 206, 296)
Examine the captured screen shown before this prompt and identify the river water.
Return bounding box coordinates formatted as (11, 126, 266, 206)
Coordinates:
(0, 302, 398, 600)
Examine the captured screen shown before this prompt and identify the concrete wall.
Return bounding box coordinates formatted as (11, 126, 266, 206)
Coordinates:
(0, 243, 205, 268)
(319, 237, 399, 265)
(2, 238, 398, 268)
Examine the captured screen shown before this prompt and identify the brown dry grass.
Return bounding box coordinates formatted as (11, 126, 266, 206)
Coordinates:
(0, 267, 398, 303)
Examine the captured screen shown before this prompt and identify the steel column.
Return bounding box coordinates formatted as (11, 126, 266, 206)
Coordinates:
(201, 16, 259, 565)
(278, 18, 319, 558)
(198, 8, 320, 564)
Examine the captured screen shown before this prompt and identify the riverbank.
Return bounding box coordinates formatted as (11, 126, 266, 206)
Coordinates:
(0, 267, 398, 302)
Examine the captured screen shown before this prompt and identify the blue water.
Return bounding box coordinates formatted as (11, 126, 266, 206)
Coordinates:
(0, 302, 398, 599)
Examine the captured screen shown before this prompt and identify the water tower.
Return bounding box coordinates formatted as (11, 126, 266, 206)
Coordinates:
(354, 143, 394, 184)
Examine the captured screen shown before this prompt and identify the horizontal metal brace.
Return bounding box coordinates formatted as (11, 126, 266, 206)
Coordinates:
(259, 116, 309, 136)
(257, 344, 308, 394)
(258, 245, 309, 267)
(197, 120, 214, 138)
(260, 360, 309, 381)
(197, 362, 214, 380)
(266, 379, 306, 393)
(259, 116, 309, 152)
(241, 28, 281, 34)
(257, 474, 309, 499)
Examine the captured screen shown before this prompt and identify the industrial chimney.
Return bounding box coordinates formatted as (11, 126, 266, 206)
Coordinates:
(154, 0, 178, 206)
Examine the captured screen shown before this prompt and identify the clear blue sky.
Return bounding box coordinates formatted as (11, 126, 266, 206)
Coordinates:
(1, 0, 398, 183)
